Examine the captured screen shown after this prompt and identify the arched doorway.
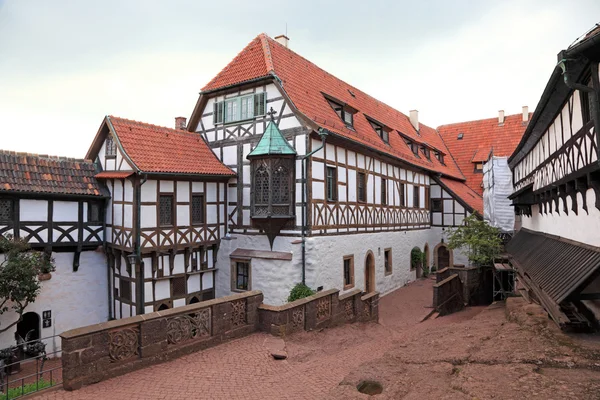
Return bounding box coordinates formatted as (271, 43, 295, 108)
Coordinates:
(189, 296, 200, 304)
(16, 312, 40, 343)
(411, 247, 423, 278)
(435, 243, 452, 269)
(364, 251, 375, 293)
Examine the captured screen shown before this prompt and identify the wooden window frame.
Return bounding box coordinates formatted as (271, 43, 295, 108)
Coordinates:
(105, 135, 117, 159)
(432, 199, 443, 212)
(231, 259, 251, 292)
(384, 248, 392, 276)
(190, 194, 205, 225)
(381, 178, 387, 205)
(473, 162, 483, 173)
(158, 193, 175, 227)
(357, 172, 367, 203)
(413, 185, 420, 209)
(327, 98, 354, 128)
(0, 198, 14, 224)
(87, 201, 103, 224)
(171, 276, 187, 298)
(343, 255, 355, 290)
(425, 187, 430, 211)
(214, 92, 266, 125)
(119, 278, 132, 302)
(400, 183, 406, 207)
(326, 166, 337, 202)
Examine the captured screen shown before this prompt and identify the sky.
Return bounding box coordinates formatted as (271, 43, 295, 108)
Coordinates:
(0, 0, 599, 158)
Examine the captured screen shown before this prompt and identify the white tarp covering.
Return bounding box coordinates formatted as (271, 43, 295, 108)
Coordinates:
(483, 156, 514, 232)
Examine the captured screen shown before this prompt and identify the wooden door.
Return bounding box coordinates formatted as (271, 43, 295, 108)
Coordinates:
(438, 246, 450, 269)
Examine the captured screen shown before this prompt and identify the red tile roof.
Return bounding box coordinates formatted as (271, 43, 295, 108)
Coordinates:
(437, 113, 529, 196)
(200, 34, 465, 180)
(0, 150, 108, 197)
(108, 116, 234, 176)
(95, 171, 133, 179)
(439, 177, 483, 215)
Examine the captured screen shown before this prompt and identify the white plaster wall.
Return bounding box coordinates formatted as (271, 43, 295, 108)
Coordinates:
(19, 200, 48, 221)
(53, 201, 78, 222)
(216, 228, 468, 306)
(216, 235, 301, 305)
(521, 188, 600, 247)
(0, 250, 108, 354)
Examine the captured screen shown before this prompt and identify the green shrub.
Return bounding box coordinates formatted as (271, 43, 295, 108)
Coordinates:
(0, 379, 53, 400)
(422, 265, 430, 278)
(287, 283, 316, 302)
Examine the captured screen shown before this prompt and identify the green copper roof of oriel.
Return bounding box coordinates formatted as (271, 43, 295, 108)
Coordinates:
(247, 121, 297, 157)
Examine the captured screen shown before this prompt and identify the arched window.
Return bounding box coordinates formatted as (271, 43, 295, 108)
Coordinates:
(272, 164, 290, 205)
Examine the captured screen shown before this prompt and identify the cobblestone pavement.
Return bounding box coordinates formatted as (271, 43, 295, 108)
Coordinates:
(34, 278, 600, 399)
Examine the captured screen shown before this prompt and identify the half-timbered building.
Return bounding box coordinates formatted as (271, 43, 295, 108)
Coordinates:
(187, 34, 482, 304)
(85, 116, 234, 318)
(438, 109, 530, 232)
(0, 151, 109, 352)
(507, 25, 600, 329)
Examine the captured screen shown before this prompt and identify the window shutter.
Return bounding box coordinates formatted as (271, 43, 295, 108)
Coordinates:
(214, 101, 224, 124)
(254, 92, 266, 116)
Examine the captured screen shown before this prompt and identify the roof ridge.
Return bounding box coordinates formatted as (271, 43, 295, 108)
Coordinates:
(108, 115, 203, 138)
(259, 33, 275, 73)
(0, 149, 89, 163)
(437, 112, 529, 129)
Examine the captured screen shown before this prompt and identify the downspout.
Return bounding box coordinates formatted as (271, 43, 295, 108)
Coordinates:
(301, 128, 329, 285)
(557, 58, 600, 162)
(136, 174, 148, 314)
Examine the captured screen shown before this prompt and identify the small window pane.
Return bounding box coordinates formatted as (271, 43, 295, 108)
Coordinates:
(0, 199, 14, 224)
(191, 195, 204, 224)
(343, 111, 353, 126)
(400, 183, 405, 207)
(384, 250, 392, 274)
(381, 178, 387, 205)
(225, 99, 239, 123)
(432, 199, 443, 212)
(88, 202, 102, 224)
(326, 167, 337, 201)
(344, 259, 351, 286)
(120, 278, 131, 301)
(172, 276, 186, 297)
(159, 195, 173, 226)
(413, 186, 420, 208)
(106, 136, 117, 157)
(358, 173, 366, 202)
(240, 96, 254, 120)
(236, 262, 249, 291)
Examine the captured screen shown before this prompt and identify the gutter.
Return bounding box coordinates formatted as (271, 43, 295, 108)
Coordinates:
(301, 128, 329, 285)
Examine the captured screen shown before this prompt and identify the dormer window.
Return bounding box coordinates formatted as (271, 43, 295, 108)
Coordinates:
(326, 97, 354, 128)
(214, 92, 266, 125)
(368, 119, 389, 143)
(474, 162, 483, 173)
(434, 151, 446, 165)
(457, 133, 464, 140)
(421, 146, 431, 160)
(404, 139, 419, 157)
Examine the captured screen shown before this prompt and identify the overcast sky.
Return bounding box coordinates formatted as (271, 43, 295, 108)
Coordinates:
(1, 0, 599, 158)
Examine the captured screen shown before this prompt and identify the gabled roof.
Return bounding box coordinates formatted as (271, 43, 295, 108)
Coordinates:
(0, 150, 108, 197)
(438, 177, 483, 215)
(89, 116, 235, 177)
(247, 121, 296, 157)
(438, 113, 529, 195)
(196, 34, 465, 181)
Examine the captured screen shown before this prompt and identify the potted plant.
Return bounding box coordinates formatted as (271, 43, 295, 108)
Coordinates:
(38, 254, 55, 281)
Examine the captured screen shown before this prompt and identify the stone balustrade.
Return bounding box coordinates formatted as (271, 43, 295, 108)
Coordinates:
(61, 289, 379, 390)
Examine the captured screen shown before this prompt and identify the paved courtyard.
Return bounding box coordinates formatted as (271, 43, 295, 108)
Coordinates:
(35, 278, 600, 399)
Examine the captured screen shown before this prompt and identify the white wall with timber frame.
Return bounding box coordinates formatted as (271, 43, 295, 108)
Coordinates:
(192, 82, 307, 234)
(430, 183, 469, 227)
(513, 62, 600, 246)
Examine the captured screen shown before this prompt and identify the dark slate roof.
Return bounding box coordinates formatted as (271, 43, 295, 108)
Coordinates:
(507, 228, 600, 304)
(0, 150, 109, 197)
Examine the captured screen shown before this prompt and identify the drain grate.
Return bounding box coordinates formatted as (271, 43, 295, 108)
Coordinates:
(356, 380, 383, 396)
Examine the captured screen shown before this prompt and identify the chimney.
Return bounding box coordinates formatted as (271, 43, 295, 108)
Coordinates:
(498, 110, 505, 125)
(522, 106, 529, 123)
(274, 34, 289, 48)
(175, 116, 187, 130)
(409, 110, 419, 132)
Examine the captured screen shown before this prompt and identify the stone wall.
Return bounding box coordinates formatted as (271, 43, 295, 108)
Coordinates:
(433, 274, 464, 316)
(61, 289, 379, 391)
(258, 288, 378, 336)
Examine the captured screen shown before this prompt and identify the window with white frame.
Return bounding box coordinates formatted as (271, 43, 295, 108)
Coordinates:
(214, 92, 266, 124)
